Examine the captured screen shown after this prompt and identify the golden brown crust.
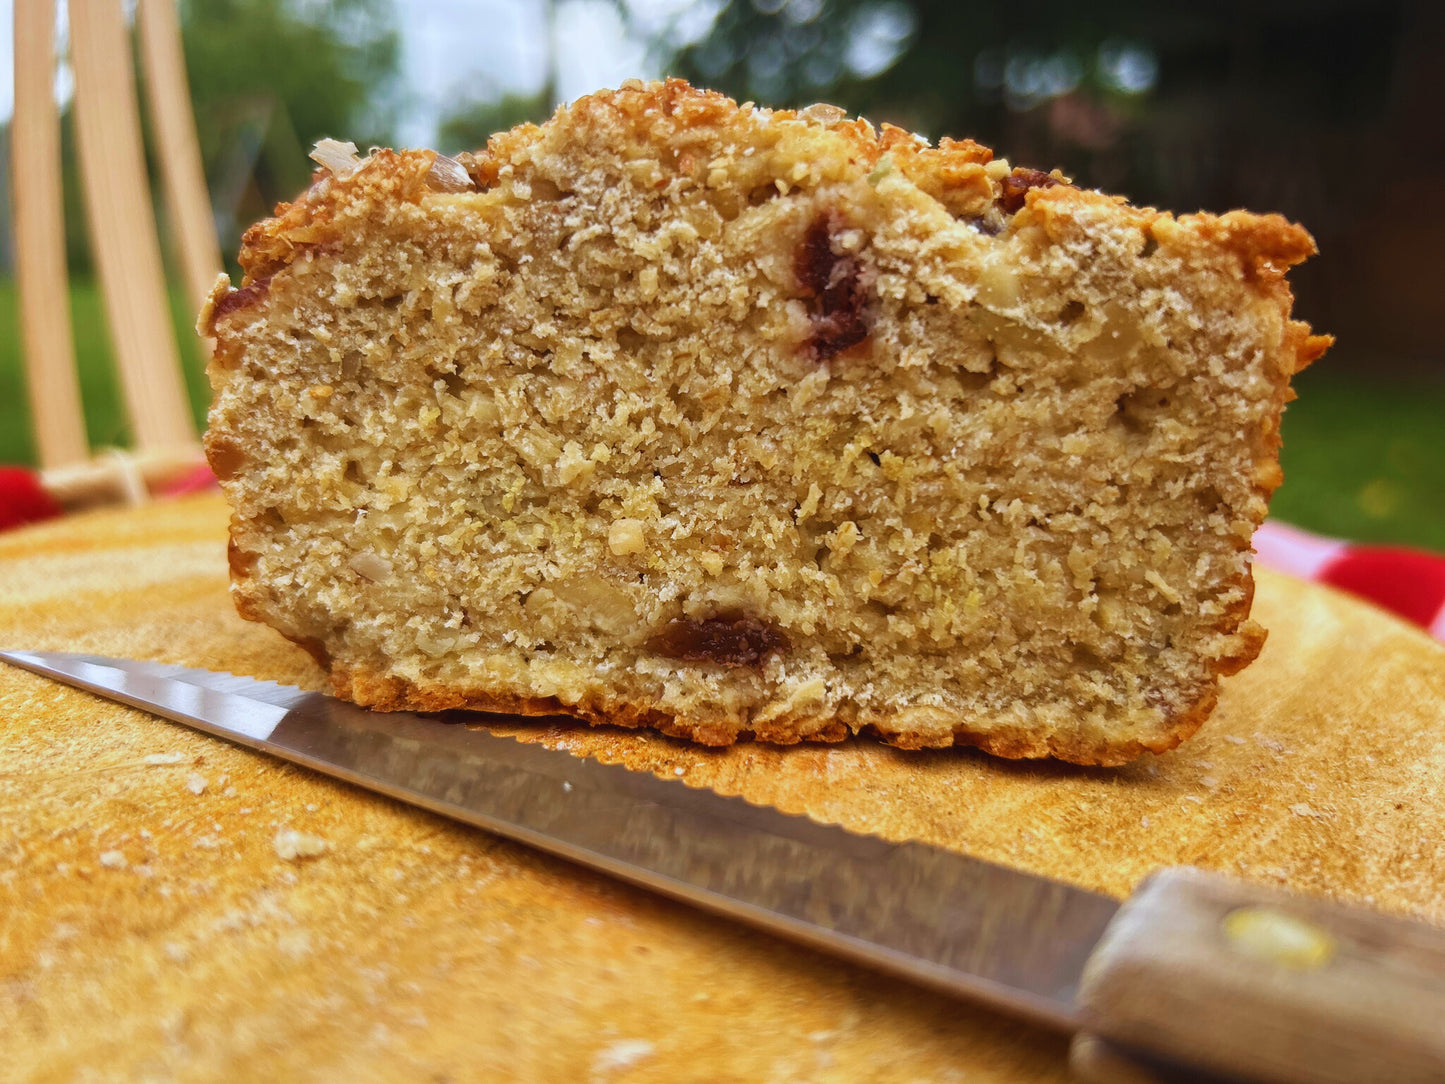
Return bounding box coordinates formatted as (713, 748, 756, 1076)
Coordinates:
(218, 82, 1025, 295)
(315, 657, 1211, 768)
(208, 78, 1326, 765)
(222, 80, 1329, 319)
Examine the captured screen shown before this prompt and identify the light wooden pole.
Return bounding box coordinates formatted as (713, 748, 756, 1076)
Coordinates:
(68, 0, 198, 455)
(10, 0, 218, 509)
(136, 0, 223, 321)
(12, 0, 88, 470)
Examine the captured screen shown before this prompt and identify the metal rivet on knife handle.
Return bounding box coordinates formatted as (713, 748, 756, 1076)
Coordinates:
(1220, 906, 1337, 970)
(1072, 866, 1445, 1084)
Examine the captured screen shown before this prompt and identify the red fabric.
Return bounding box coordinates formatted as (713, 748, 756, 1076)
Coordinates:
(160, 462, 219, 497)
(1254, 521, 1445, 642)
(1318, 546, 1445, 630)
(0, 462, 216, 535)
(0, 468, 63, 531)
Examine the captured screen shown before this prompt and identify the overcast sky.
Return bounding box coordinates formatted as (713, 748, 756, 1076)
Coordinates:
(395, 0, 696, 144)
(0, 0, 720, 145)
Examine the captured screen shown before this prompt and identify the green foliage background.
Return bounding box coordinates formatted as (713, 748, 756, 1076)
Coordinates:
(179, 0, 401, 261)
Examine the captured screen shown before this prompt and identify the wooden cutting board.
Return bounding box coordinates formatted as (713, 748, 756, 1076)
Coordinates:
(2, 493, 1442, 1082)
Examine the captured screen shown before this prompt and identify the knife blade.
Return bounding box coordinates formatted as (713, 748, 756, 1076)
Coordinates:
(5, 649, 1445, 1084)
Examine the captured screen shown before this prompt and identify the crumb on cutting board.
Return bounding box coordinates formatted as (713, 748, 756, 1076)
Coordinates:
(274, 828, 329, 861)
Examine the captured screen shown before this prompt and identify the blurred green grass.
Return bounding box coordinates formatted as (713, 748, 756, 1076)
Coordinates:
(1272, 365, 1445, 552)
(1, 279, 1441, 552)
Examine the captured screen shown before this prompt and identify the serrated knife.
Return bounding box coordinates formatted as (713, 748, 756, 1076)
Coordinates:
(4, 649, 1444, 1084)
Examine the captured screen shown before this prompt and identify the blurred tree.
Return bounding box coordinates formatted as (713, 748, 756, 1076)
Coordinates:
(436, 93, 552, 156)
(674, 0, 1401, 199)
(672, 0, 1442, 367)
(431, 0, 563, 156)
(179, 0, 401, 259)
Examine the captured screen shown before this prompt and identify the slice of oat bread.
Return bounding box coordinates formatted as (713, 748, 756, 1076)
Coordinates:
(201, 79, 1329, 765)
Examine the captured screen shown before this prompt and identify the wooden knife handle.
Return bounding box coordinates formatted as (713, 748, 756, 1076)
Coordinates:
(1070, 867, 1445, 1084)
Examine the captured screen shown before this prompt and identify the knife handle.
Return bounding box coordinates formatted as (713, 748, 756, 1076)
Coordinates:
(1069, 867, 1445, 1084)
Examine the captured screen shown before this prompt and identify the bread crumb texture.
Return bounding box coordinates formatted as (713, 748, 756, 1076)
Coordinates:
(203, 79, 1330, 765)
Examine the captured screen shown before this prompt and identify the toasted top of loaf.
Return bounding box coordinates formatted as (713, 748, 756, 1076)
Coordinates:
(203, 79, 1329, 764)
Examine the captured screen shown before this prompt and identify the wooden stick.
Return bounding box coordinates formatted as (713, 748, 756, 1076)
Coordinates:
(40, 446, 207, 510)
(11, 0, 88, 469)
(135, 0, 222, 324)
(68, 0, 197, 454)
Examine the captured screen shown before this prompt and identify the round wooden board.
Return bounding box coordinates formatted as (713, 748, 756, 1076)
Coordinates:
(2, 494, 1442, 1082)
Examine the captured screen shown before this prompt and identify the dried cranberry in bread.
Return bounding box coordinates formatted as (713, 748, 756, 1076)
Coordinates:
(201, 79, 1329, 765)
